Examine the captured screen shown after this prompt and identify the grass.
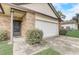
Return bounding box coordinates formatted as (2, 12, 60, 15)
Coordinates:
(0, 41, 12, 55)
(66, 30, 79, 38)
(35, 48, 60, 55)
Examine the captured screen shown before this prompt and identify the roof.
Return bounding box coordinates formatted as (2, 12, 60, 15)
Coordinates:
(48, 3, 60, 19)
(0, 3, 61, 20)
(13, 3, 30, 5)
(13, 3, 61, 19)
(61, 21, 76, 25)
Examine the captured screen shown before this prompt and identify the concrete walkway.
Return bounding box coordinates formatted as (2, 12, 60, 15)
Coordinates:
(46, 36, 79, 55)
(13, 36, 79, 55)
(13, 37, 48, 55)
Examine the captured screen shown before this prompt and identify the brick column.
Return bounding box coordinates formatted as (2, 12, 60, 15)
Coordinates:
(58, 18, 61, 35)
(21, 12, 35, 37)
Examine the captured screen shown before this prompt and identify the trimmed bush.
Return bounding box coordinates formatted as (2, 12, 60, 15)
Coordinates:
(59, 29, 67, 35)
(26, 29, 43, 45)
(0, 30, 8, 41)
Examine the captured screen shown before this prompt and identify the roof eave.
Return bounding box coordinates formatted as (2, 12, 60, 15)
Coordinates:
(8, 3, 58, 20)
(48, 3, 62, 21)
(0, 4, 5, 14)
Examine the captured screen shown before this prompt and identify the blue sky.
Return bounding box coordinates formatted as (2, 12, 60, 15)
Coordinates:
(53, 3, 79, 21)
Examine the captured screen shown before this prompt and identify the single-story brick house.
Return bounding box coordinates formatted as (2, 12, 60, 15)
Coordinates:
(61, 21, 79, 30)
(0, 3, 61, 39)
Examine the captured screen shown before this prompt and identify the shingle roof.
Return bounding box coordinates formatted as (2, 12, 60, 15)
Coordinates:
(61, 21, 76, 24)
(13, 3, 61, 20)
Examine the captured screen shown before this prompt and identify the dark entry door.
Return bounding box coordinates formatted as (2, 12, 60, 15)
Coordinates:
(13, 20, 21, 36)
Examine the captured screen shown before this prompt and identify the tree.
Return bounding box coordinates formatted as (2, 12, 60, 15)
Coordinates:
(58, 11, 66, 19)
(72, 14, 79, 29)
(72, 14, 79, 23)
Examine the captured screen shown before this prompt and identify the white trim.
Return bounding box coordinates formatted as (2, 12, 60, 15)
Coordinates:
(36, 19, 58, 24)
(10, 9, 14, 44)
(35, 13, 58, 23)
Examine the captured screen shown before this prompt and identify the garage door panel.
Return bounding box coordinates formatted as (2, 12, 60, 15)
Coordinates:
(35, 20, 59, 38)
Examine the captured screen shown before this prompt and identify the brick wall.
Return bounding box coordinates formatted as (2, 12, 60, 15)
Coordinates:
(21, 12, 35, 37)
(0, 15, 11, 37)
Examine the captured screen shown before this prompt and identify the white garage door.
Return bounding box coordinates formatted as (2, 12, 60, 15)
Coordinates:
(35, 20, 59, 38)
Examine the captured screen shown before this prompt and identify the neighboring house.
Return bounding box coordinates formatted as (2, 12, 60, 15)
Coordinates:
(61, 21, 78, 30)
(0, 3, 61, 38)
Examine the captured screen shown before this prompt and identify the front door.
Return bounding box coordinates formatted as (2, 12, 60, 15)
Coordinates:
(13, 20, 21, 36)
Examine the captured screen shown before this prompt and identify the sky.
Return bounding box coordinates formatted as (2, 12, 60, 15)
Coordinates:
(53, 3, 79, 21)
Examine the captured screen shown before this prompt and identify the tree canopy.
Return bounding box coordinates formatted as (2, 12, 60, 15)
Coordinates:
(72, 14, 79, 22)
(57, 11, 66, 19)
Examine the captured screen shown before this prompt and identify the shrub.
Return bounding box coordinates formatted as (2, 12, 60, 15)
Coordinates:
(0, 30, 8, 41)
(59, 29, 67, 35)
(26, 29, 43, 45)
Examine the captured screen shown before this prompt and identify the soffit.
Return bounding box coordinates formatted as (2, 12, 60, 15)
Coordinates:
(1, 3, 26, 19)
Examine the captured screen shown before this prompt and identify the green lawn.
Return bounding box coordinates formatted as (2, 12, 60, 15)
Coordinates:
(0, 41, 12, 55)
(35, 48, 60, 55)
(66, 30, 79, 38)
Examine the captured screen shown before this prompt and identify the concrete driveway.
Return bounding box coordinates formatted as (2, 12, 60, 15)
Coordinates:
(46, 36, 79, 55)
